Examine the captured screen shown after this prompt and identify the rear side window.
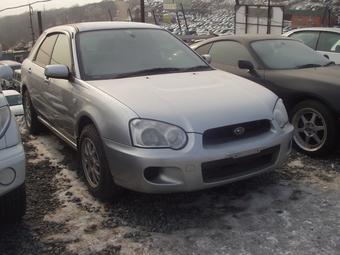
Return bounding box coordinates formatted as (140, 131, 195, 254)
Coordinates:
(35, 34, 58, 66)
(50, 34, 72, 71)
(194, 43, 213, 55)
(209, 41, 254, 66)
(288, 31, 319, 49)
(316, 32, 340, 52)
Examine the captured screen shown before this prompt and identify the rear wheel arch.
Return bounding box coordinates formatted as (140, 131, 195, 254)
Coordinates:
(21, 84, 27, 95)
(23, 89, 45, 135)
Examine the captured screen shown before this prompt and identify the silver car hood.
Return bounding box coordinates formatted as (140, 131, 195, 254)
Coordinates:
(87, 70, 277, 132)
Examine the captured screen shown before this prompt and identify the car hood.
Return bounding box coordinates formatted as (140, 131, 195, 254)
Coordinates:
(86, 70, 277, 133)
(273, 65, 340, 84)
(0, 93, 6, 107)
(9, 105, 24, 116)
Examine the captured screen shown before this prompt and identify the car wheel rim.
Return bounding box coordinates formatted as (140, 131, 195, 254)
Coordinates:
(81, 138, 100, 188)
(292, 107, 327, 152)
(24, 96, 32, 127)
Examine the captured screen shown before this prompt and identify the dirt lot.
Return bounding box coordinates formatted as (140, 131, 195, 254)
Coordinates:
(1, 116, 340, 255)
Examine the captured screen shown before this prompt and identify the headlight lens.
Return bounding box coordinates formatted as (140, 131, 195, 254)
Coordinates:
(130, 119, 187, 149)
(273, 98, 288, 128)
(0, 105, 11, 139)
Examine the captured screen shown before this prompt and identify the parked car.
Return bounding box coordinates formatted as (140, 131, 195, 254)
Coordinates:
(0, 65, 26, 222)
(3, 90, 24, 116)
(21, 22, 293, 199)
(0, 60, 22, 90)
(13, 69, 21, 92)
(282, 27, 340, 64)
(191, 34, 340, 157)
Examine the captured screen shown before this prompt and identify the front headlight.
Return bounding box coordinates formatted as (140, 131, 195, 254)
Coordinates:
(130, 119, 187, 149)
(0, 105, 11, 139)
(273, 98, 288, 128)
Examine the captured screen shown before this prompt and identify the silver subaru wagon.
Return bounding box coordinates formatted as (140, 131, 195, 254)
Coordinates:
(21, 22, 294, 199)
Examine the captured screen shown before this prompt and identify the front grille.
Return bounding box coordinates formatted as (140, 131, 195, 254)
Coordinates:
(203, 119, 271, 146)
(201, 145, 280, 183)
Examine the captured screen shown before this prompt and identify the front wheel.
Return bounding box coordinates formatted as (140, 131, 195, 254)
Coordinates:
(289, 100, 340, 157)
(79, 124, 123, 200)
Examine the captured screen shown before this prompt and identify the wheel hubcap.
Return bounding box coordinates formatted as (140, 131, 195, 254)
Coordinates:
(293, 108, 327, 151)
(82, 138, 100, 188)
(305, 122, 316, 136)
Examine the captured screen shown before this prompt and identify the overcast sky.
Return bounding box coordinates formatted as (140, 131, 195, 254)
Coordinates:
(0, 0, 102, 17)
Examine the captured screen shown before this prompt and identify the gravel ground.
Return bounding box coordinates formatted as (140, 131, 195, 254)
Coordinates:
(0, 122, 340, 255)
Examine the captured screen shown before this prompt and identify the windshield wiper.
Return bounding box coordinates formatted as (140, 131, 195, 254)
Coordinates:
(323, 61, 335, 67)
(295, 64, 322, 69)
(181, 65, 212, 71)
(115, 68, 182, 78)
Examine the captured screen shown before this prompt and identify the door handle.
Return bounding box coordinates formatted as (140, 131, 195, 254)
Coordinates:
(44, 78, 50, 85)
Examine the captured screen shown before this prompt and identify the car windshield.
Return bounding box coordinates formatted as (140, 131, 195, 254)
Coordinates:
(5, 94, 22, 106)
(250, 39, 331, 70)
(77, 28, 212, 80)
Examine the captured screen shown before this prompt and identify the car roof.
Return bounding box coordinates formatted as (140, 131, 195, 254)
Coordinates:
(44, 21, 163, 34)
(191, 34, 294, 47)
(0, 60, 22, 67)
(2, 90, 21, 96)
(285, 27, 340, 34)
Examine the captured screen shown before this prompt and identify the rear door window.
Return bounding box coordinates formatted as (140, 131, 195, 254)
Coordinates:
(35, 34, 58, 67)
(288, 31, 319, 49)
(209, 41, 255, 66)
(50, 34, 72, 71)
(316, 32, 340, 52)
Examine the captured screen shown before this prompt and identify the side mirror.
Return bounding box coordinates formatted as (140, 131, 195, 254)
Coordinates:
(201, 54, 211, 64)
(238, 60, 255, 73)
(44, 65, 70, 79)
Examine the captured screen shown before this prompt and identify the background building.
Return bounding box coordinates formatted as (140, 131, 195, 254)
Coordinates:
(286, 9, 337, 28)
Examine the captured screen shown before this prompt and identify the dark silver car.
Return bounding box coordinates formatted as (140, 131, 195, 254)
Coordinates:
(21, 22, 293, 199)
(191, 34, 340, 157)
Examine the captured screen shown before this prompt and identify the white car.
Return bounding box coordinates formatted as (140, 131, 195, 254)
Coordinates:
(3, 90, 24, 116)
(283, 27, 340, 64)
(0, 60, 22, 90)
(0, 65, 26, 222)
(13, 69, 21, 92)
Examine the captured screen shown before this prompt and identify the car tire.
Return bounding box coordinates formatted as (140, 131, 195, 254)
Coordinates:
(289, 100, 340, 157)
(23, 90, 45, 135)
(0, 182, 26, 222)
(79, 124, 124, 200)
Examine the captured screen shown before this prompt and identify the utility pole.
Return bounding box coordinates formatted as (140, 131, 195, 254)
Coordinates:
(140, 0, 145, 22)
(0, 1, 52, 46)
(266, 0, 271, 34)
(180, 3, 189, 35)
(29, 4, 36, 45)
(321, 4, 331, 27)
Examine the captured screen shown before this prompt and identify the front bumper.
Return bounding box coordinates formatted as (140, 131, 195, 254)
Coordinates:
(0, 142, 26, 197)
(103, 122, 294, 194)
